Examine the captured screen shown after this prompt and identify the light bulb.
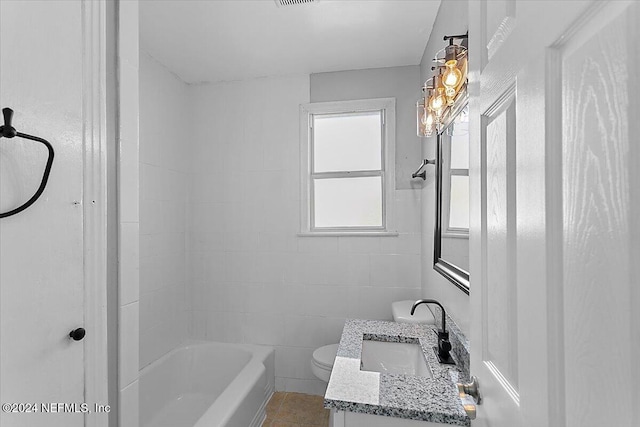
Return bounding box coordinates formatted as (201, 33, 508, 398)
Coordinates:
(425, 110, 434, 127)
(417, 99, 429, 137)
(429, 87, 446, 113)
(424, 111, 435, 136)
(443, 62, 462, 90)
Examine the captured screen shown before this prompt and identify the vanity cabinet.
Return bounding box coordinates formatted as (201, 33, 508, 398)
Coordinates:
(330, 410, 457, 427)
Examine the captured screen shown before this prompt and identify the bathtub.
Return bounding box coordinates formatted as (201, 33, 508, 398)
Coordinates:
(140, 340, 275, 427)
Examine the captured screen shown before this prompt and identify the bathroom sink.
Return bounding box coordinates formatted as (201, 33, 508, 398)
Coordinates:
(360, 340, 432, 378)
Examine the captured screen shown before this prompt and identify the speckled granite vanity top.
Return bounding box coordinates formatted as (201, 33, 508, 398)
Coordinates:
(324, 319, 470, 426)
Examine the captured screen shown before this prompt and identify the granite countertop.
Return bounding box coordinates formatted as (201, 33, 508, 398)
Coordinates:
(324, 319, 470, 426)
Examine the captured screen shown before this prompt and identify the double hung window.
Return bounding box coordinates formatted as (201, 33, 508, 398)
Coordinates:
(300, 99, 396, 234)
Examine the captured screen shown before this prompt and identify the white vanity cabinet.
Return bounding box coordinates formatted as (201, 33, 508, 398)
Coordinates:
(330, 410, 460, 427)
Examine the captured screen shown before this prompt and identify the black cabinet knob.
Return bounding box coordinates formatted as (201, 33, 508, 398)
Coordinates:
(69, 328, 86, 341)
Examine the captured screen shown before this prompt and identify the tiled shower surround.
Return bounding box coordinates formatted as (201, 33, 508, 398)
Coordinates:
(140, 57, 424, 395)
(139, 52, 190, 369)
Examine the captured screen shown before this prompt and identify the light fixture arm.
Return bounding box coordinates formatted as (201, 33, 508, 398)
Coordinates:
(443, 32, 469, 42)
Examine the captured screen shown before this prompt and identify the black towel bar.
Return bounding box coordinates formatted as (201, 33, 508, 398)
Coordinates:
(411, 158, 435, 180)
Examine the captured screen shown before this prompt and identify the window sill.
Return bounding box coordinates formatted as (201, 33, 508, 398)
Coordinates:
(297, 231, 399, 237)
(442, 232, 469, 239)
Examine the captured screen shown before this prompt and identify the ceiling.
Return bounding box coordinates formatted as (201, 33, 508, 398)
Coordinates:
(139, 0, 441, 84)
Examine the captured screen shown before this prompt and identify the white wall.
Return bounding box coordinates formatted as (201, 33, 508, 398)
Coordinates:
(139, 52, 190, 369)
(118, 3, 141, 426)
(186, 74, 422, 395)
(419, 0, 471, 337)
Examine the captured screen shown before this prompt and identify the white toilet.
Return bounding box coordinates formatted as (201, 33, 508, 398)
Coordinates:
(311, 343, 340, 382)
(310, 301, 435, 383)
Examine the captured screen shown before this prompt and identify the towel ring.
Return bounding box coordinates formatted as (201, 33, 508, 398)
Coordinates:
(0, 107, 55, 218)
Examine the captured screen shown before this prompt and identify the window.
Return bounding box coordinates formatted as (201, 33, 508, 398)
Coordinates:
(442, 105, 469, 236)
(300, 98, 396, 235)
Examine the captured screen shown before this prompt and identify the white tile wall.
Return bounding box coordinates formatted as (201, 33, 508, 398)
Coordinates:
(138, 52, 190, 369)
(119, 302, 140, 387)
(185, 74, 422, 395)
(118, 1, 140, 426)
(119, 380, 139, 427)
(119, 222, 140, 306)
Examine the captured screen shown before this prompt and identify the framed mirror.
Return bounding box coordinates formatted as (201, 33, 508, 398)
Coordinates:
(434, 101, 470, 294)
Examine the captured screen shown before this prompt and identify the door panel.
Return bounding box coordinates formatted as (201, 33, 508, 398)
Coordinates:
(470, 1, 638, 427)
(0, 1, 85, 426)
(473, 91, 520, 427)
(484, 100, 518, 391)
(561, 8, 634, 427)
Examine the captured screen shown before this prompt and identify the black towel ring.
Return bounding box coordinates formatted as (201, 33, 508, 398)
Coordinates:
(0, 107, 55, 218)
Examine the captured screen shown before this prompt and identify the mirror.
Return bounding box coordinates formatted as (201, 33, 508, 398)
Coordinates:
(434, 103, 470, 294)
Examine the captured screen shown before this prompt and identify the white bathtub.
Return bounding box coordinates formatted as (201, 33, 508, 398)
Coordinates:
(140, 340, 275, 427)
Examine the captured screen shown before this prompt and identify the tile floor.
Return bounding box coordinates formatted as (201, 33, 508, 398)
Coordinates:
(263, 392, 330, 427)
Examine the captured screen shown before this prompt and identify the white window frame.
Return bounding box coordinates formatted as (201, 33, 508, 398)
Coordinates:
(441, 127, 470, 239)
(299, 98, 397, 236)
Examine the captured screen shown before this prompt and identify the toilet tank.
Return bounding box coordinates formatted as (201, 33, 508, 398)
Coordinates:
(392, 300, 435, 324)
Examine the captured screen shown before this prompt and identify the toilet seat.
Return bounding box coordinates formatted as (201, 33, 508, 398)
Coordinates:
(311, 344, 338, 382)
(313, 343, 338, 369)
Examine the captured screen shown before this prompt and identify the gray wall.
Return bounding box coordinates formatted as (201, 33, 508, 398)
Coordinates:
(419, 0, 471, 337)
(310, 66, 423, 191)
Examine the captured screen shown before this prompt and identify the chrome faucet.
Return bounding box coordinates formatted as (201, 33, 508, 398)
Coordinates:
(411, 299, 455, 365)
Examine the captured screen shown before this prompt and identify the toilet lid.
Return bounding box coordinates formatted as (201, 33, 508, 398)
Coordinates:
(313, 344, 339, 369)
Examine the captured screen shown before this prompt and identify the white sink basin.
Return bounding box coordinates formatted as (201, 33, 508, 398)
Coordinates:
(360, 340, 432, 378)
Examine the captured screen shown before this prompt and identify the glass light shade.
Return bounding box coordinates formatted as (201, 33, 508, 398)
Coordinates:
(416, 99, 435, 137)
(416, 100, 426, 136)
(425, 111, 435, 136)
(453, 55, 468, 93)
(444, 44, 459, 64)
(429, 72, 447, 114)
(443, 45, 465, 104)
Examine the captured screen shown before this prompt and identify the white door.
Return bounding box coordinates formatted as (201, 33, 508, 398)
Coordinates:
(468, 1, 639, 426)
(0, 1, 107, 427)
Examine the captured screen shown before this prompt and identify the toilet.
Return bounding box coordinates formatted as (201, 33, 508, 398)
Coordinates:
(311, 301, 436, 383)
(311, 343, 340, 382)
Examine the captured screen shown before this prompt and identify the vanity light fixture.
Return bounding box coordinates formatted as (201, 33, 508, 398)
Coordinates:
(416, 32, 468, 138)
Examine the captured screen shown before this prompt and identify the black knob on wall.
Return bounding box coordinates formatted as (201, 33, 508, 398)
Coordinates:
(69, 328, 86, 341)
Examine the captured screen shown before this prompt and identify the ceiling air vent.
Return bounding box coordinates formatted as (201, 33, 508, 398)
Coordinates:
(274, 0, 318, 7)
